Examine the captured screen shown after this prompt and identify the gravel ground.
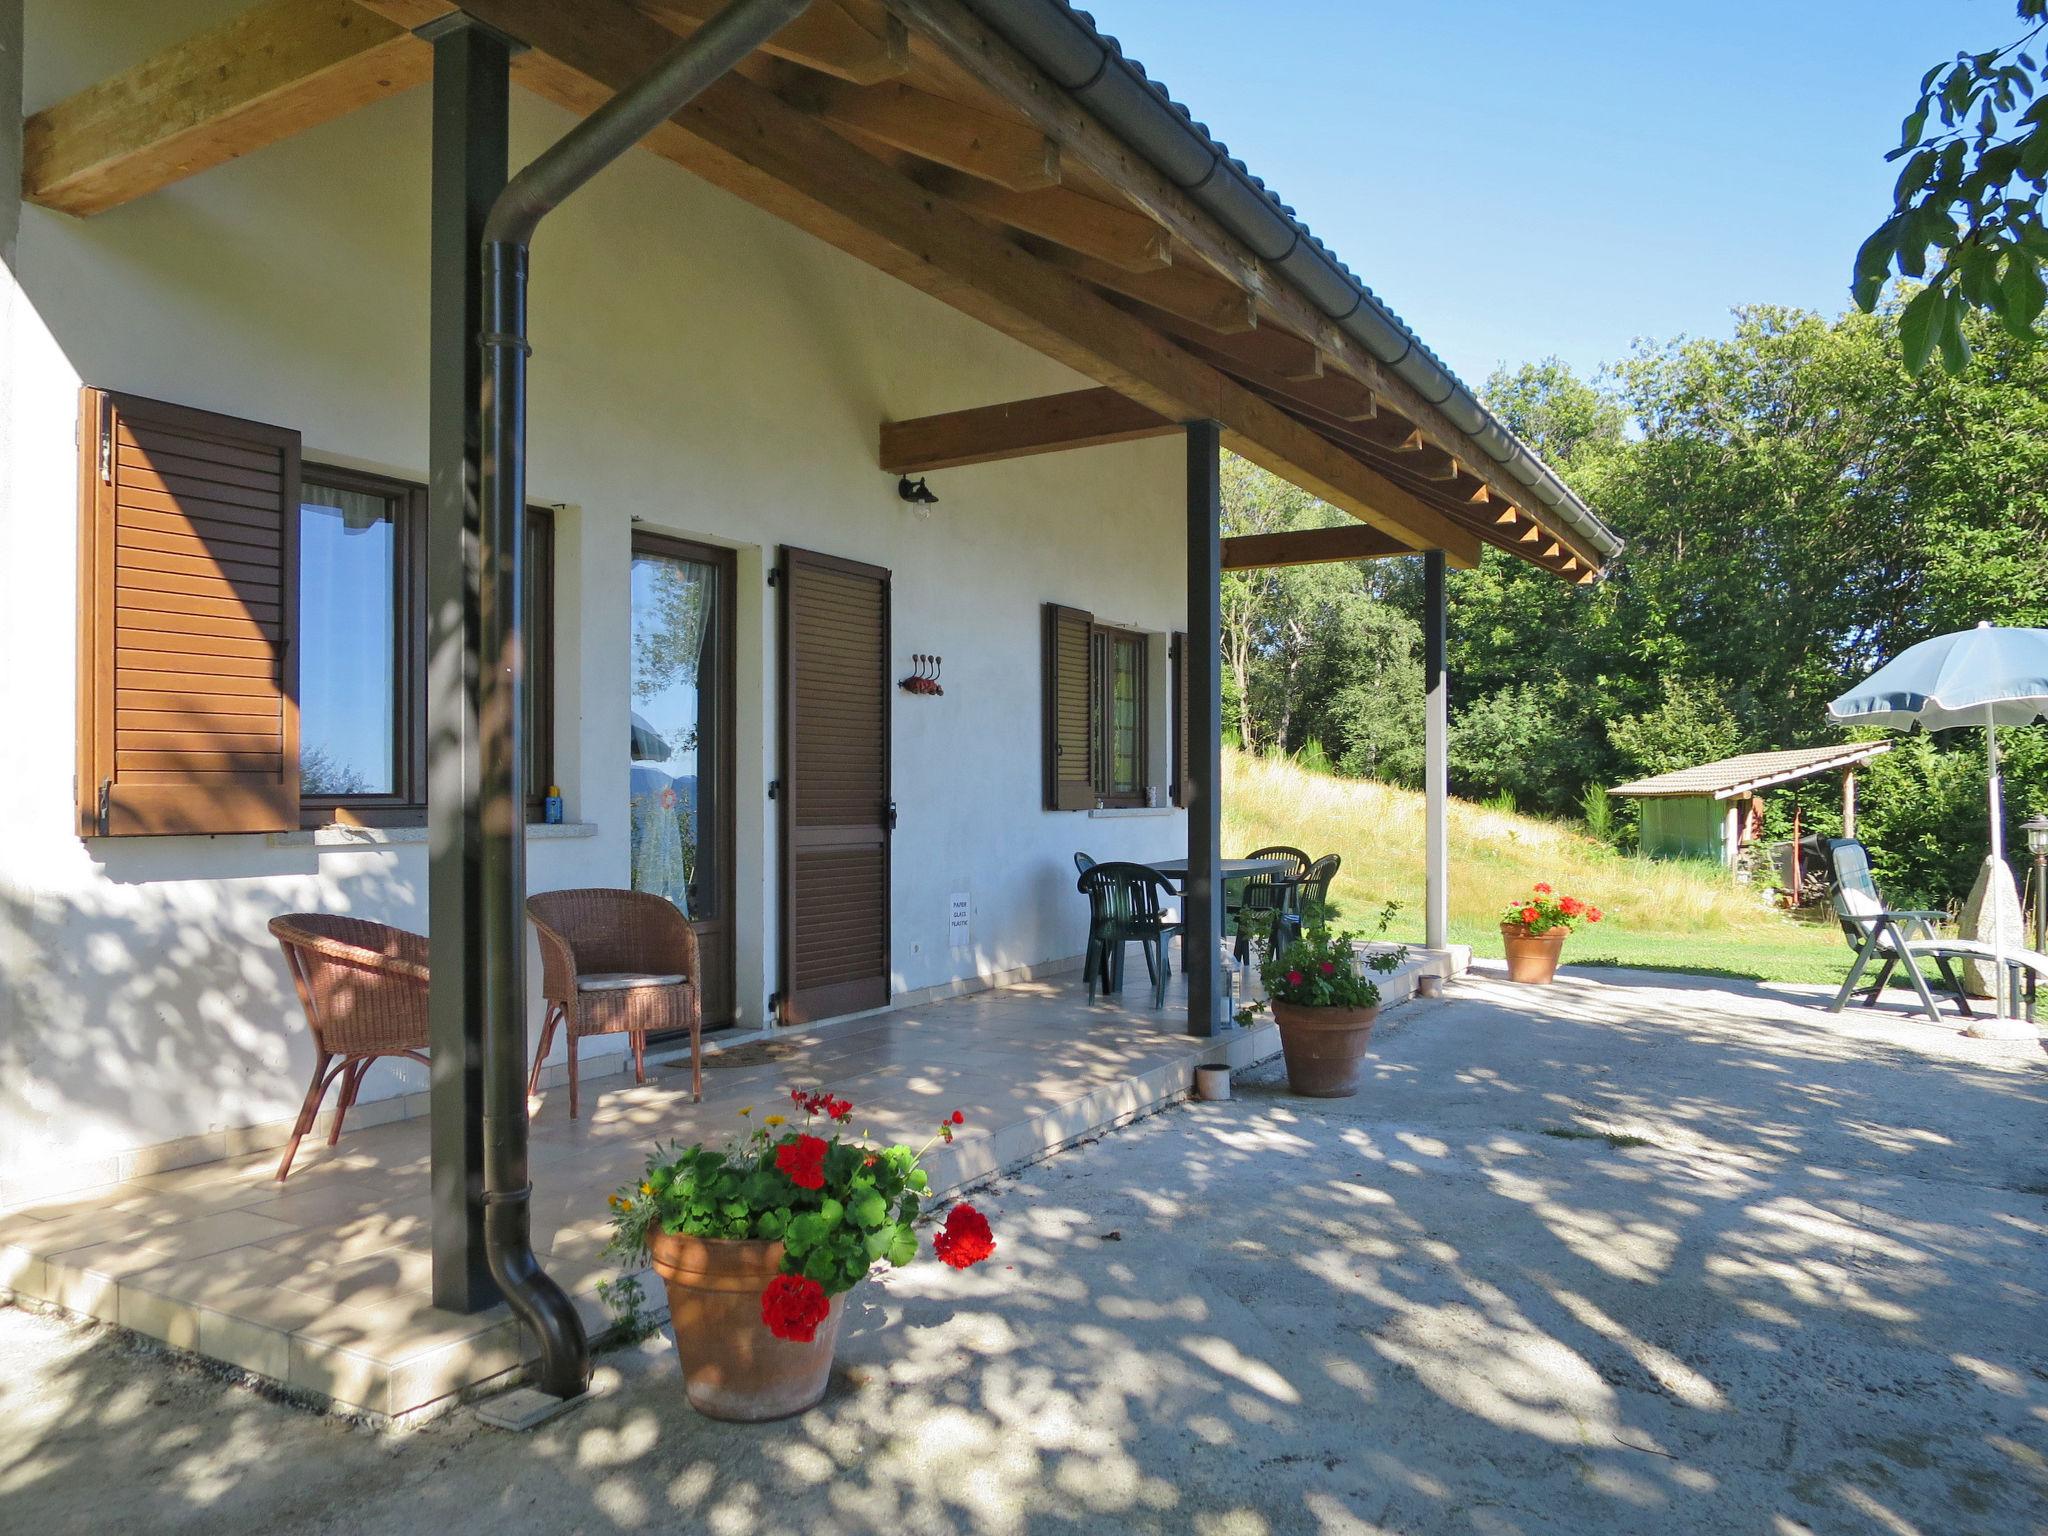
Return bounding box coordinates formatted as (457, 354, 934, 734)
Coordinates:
(3, 965, 2045, 1536)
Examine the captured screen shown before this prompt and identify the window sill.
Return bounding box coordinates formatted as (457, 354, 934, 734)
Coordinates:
(1088, 806, 1175, 819)
(266, 821, 599, 849)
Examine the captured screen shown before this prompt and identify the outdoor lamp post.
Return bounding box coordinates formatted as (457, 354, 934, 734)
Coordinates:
(2024, 815, 2048, 1023)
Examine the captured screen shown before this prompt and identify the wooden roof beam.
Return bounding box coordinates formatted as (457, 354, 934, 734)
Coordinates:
(786, 75, 1058, 190)
(880, 386, 1174, 472)
(454, 0, 1482, 563)
(23, 0, 428, 217)
(1223, 524, 1415, 569)
(889, 0, 1606, 575)
(1031, 245, 1257, 333)
(634, 0, 909, 84)
(929, 175, 1171, 271)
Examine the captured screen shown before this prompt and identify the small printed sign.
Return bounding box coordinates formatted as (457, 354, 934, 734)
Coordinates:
(949, 893, 970, 948)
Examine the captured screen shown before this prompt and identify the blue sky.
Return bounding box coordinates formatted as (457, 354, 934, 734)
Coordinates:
(1089, 0, 1977, 385)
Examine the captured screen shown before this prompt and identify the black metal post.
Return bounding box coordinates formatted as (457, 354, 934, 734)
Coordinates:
(424, 16, 511, 1315)
(1184, 421, 1225, 1036)
(1423, 550, 1448, 952)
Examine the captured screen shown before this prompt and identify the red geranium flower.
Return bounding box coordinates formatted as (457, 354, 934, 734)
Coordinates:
(950, 1110, 965, 1125)
(1559, 896, 1584, 917)
(1533, 882, 1552, 894)
(1286, 969, 1305, 986)
(775, 1133, 828, 1190)
(1588, 906, 1604, 922)
(760, 1273, 831, 1342)
(932, 1203, 996, 1269)
(1320, 960, 1336, 974)
(1520, 906, 1539, 925)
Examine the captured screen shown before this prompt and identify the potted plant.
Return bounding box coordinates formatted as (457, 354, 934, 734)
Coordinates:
(1238, 900, 1405, 1097)
(603, 1089, 995, 1421)
(1498, 883, 1604, 984)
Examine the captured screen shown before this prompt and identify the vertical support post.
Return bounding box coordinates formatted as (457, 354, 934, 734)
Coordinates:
(1184, 421, 1225, 1036)
(1, 0, 22, 266)
(1422, 550, 1449, 953)
(424, 16, 510, 1314)
(1722, 801, 1742, 872)
(1841, 768, 1857, 840)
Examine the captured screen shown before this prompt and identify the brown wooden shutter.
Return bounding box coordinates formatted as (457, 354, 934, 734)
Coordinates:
(1042, 602, 1095, 810)
(1171, 630, 1192, 807)
(780, 547, 892, 1024)
(77, 389, 300, 836)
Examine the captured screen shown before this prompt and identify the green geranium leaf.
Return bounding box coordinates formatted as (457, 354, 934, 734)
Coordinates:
(886, 1222, 919, 1267)
(851, 1189, 888, 1228)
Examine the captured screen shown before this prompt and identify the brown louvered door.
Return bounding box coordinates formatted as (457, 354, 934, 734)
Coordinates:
(779, 547, 891, 1025)
(77, 389, 300, 836)
(1043, 603, 1095, 810)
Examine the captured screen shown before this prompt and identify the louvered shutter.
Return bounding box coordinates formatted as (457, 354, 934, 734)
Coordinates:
(77, 389, 300, 835)
(1170, 630, 1191, 807)
(1042, 603, 1095, 810)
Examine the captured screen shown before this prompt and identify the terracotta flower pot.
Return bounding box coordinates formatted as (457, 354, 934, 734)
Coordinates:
(1269, 999, 1379, 1097)
(1500, 923, 1568, 984)
(647, 1230, 847, 1421)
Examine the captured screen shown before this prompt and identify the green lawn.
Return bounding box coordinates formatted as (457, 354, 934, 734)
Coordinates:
(1223, 750, 1852, 986)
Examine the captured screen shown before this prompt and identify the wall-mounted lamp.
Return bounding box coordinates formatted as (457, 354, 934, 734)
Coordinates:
(897, 475, 939, 506)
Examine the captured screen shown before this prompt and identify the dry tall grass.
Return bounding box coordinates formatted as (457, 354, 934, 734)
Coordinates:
(1223, 751, 1834, 959)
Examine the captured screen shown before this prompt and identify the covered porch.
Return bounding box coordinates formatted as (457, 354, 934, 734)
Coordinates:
(6, 0, 1619, 1409)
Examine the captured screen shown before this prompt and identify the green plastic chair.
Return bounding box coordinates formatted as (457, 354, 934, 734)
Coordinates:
(1233, 845, 1310, 964)
(1077, 861, 1184, 1008)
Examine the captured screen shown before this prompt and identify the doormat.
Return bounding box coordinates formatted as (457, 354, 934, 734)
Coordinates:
(702, 1040, 803, 1069)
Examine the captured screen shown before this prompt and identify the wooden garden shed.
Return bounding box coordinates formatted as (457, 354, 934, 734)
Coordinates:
(1611, 741, 1893, 869)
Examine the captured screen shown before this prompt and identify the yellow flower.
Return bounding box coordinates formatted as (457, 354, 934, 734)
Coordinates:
(639, 1182, 654, 1197)
(739, 1105, 754, 1117)
(607, 1193, 629, 1212)
(764, 1114, 786, 1127)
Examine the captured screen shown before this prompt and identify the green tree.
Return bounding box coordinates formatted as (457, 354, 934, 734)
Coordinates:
(1855, 1, 2048, 370)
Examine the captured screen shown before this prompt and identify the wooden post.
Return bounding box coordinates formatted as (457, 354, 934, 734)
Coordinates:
(1842, 768, 1858, 839)
(1184, 421, 1224, 1037)
(1722, 800, 1742, 872)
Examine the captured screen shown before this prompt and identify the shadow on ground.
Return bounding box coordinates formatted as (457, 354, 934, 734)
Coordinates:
(4, 967, 2046, 1535)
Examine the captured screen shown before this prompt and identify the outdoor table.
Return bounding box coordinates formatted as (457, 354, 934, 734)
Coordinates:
(1144, 857, 1295, 887)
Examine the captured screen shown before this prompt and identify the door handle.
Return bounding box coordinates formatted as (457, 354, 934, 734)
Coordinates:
(886, 800, 898, 832)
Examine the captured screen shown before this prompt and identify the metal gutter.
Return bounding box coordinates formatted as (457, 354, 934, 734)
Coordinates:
(953, 0, 1623, 563)
(474, 0, 816, 1402)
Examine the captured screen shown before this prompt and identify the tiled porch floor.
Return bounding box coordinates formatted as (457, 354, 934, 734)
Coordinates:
(0, 972, 1284, 1418)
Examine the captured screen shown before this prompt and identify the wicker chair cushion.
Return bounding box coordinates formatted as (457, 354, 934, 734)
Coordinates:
(577, 971, 687, 992)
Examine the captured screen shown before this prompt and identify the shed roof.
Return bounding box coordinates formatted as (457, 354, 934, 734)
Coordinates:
(1609, 742, 1892, 800)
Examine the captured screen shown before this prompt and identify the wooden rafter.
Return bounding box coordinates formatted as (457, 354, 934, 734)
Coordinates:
(1030, 245, 1257, 334)
(449, 0, 1484, 562)
(879, 386, 1175, 472)
(928, 174, 1171, 272)
(1222, 524, 1413, 569)
(634, 0, 908, 84)
(22, 0, 427, 217)
(785, 75, 1058, 191)
(886, 0, 1606, 570)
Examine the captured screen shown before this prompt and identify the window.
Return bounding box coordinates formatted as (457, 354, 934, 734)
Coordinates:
(76, 388, 556, 836)
(297, 467, 553, 828)
(1093, 624, 1148, 807)
(1042, 603, 1155, 811)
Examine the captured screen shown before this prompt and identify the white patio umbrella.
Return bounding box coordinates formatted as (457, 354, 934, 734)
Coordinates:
(1827, 623, 2048, 1026)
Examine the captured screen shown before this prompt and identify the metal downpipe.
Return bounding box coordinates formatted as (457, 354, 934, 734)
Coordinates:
(474, 0, 815, 1402)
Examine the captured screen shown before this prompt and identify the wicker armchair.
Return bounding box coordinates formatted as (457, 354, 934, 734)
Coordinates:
(526, 889, 702, 1118)
(268, 914, 431, 1182)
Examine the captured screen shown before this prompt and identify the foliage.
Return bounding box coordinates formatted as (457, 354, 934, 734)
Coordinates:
(603, 1091, 990, 1342)
(1499, 882, 1606, 938)
(1238, 898, 1404, 1021)
(1579, 782, 1616, 843)
(300, 743, 371, 797)
(1854, 1, 2048, 370)
(1854, 727, 2048, 908)
(1607, 679, 1746, 780)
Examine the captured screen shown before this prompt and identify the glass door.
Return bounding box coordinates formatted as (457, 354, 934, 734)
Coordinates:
(629, 535, 736, 1029)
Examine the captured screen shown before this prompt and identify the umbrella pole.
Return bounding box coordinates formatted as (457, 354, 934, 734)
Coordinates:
(1990, 714, 2003, 1017)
